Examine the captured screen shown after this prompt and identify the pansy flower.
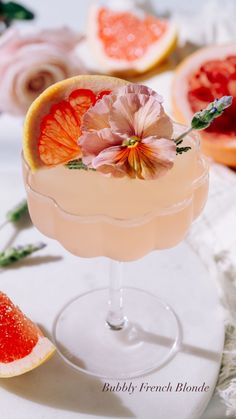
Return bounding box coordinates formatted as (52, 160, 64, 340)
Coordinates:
(79, 84, 176, 180)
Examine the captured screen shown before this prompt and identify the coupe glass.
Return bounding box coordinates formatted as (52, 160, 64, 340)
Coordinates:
(22, 123, 209, 379)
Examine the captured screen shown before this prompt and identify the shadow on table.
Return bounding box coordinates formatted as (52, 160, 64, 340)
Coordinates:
(0, 353, 134, 418)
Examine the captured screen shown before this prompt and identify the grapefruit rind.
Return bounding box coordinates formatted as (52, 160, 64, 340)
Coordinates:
(23, 75, 128, 172)
(87, 5, 178, 75)
(172, 43, 236, 167)
(0, 336, 56, 378)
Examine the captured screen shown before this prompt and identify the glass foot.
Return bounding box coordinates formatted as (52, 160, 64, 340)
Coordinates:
(53, 287, 181, 379)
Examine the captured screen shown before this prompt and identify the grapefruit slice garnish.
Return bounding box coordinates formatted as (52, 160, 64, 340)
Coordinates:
(87, 5, 177, 75)
(23, 75, 128, 171)
(0, 292, 55, 378)
(172, 44, 236, 167)
(39, 101, 81, 166)
(68, 88, 97, 121)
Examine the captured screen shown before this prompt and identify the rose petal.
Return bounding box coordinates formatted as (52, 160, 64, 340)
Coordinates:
(0, 52, 79, 115)
(0, 27, 85, 115)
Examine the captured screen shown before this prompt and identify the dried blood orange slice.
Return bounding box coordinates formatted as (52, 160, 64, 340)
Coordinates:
(0, 292, 55, 378)
(88, 5, 177, 75)
(172, 44, 236, 167)
(23, 75, 127, 171)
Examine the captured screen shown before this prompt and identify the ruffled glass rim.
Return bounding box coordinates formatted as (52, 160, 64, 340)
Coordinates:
(22, 127, 209, 228)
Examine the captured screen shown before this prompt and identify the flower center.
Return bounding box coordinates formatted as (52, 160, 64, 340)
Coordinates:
(122, 136, 140, 148)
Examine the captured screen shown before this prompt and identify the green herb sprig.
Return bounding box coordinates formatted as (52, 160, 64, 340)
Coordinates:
(6, 199, 29, 223)
(65, 158, 95, 171)
(0, 199, 29, 230)
(175, 96, 233, 154)
(0, 242, 46, 267)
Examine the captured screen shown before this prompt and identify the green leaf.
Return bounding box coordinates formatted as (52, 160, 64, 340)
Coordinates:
(191, 96, 233, 130)
(0, 242, 46, 267)
(0, 2, 34, 20)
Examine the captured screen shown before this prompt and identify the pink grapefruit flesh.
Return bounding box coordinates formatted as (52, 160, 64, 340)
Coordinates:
(172, 44, 236, 167)
(88, 5, 177, 75)
(0, 292, 55, 378)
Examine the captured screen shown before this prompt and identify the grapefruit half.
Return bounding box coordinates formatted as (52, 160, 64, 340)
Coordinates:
(172, 44, 236, 167)
(0, 292, 55, 378)
(23, 75, 128, 171)
(87, 5, 177, 75)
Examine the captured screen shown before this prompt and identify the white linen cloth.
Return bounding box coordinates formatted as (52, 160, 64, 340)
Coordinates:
(172, 0, 236, 46)
(171, 1, 236, 415)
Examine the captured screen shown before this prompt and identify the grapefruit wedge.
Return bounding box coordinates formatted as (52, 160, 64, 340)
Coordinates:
(87, 4, 177, 75)
(23, 75, 128, 171)
(0, 292, 55, 378)
(172, 44, 236, 167)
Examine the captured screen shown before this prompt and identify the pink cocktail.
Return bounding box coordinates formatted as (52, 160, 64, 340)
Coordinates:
(22, 75, 215, 379)
(23, 125, 208, 261)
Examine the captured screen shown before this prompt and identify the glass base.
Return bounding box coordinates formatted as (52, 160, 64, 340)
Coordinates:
(52, 287, 181, 379)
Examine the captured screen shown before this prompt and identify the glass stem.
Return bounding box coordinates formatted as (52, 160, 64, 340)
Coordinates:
(106, 260, 126, 330)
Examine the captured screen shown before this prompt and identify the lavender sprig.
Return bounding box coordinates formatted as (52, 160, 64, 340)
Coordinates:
(0, 199, 29, 231)
(175, 96, 233, 154)
(6, 199, 29, 223)
(0, 242, 46, 267)
(191, 96, 233, 130)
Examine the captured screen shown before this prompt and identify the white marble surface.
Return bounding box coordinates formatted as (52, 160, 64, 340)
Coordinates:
(0, 164, 225, 419)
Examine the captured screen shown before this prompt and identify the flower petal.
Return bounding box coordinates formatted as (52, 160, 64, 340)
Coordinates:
(81, 94, 113, 131)
(134, 96, 172, 138)
(92, 145, 128, 177)
(109, 93, 141, 136)
(115, 84, 163, 103)
(79, 82, 175, 180)
(110, 93, 173, 139)
(138, 137, 176, 179)
(142, 108, 173, 139)
(79, 128, 123, 165)
(92, 137, 176, 180)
